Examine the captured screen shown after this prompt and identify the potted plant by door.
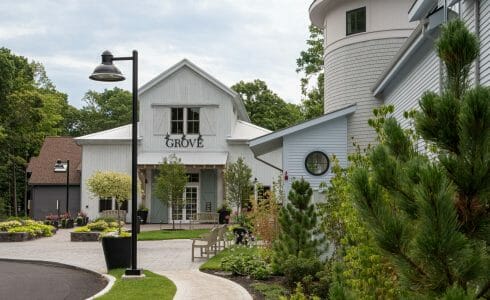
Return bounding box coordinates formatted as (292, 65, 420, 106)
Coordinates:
(87, 171, 136, 270)
(137, 203, 149, 224)
(217, 204, 232, 224)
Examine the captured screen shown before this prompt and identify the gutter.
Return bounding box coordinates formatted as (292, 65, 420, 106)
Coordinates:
(372, 21, 427, 96)
(475, 0, 481, 85)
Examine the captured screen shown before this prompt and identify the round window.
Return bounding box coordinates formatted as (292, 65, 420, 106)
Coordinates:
(304, 151, 330, 176)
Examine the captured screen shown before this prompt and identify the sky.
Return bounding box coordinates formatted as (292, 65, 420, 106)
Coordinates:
(0, 0, 312, 108)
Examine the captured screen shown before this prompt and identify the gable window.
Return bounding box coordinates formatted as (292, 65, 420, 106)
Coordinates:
(305, 151, 330, 176)
(171, 108, 184, 134)
(346, 7, 366, 36)
(187, 108, 200, 134)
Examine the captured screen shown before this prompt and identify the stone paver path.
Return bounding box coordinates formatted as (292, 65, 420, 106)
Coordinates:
(0, 229, 251, 300)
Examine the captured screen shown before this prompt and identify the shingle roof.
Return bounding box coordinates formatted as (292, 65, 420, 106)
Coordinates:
(27, 137, 82, 185)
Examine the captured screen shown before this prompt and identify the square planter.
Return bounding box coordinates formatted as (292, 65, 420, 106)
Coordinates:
(70, 232, 100, 242)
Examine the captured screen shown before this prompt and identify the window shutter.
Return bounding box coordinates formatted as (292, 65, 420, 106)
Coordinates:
(200, 107, 217, 135)
(153, 107, 170, 135)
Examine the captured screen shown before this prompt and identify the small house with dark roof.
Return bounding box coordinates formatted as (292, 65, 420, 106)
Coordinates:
(27, 137, 82, 219)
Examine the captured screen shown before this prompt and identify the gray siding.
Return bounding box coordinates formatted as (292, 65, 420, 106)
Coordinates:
(31, 185, 81, 220)
(383, 43, 440, 130)
(149, 170, 168, 223)
(283, 117, 348, 196)
(200, 169, 217, 213)
(324, 38, 407, 152)
(481, 0, 490, 85)
(462, 0, 477, 85)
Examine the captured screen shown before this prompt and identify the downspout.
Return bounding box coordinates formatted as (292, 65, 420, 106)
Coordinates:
(475, 0, 481, 85)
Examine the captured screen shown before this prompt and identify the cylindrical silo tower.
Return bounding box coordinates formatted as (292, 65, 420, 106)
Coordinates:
(310, 0, 416, 152)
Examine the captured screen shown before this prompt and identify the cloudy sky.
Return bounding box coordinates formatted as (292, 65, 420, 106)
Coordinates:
(0, 1, 312, 108)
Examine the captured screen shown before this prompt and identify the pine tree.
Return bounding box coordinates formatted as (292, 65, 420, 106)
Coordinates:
(350, 20, 489, 298)
(273, 178, 323, 267)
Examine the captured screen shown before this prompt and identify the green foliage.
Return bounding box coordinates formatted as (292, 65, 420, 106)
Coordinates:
(200, 245, 261, 271)
(137, 229, 210, 241)
(221, 250, 271, 280)
(69, 87, 132, 137)
(153, 154, 187, 228)
(347, 20, 490, 298)
(224, 157, 252, 213)
(273, 179, 324, 270)
(73, 226, 90, 233)
(280, 283, 321, 300)
(250, 283, 287, 300)
(87, 220, 109, 232)
(232, 79, 303, 130)
(296, 25, 325, 119)
(4, 221, 54, 237)
(282, 255, 323, 293)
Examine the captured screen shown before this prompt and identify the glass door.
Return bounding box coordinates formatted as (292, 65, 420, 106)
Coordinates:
(184, 187, 198, 221)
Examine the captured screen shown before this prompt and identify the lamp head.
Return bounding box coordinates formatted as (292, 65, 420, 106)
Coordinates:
(89, 50, 125, 82)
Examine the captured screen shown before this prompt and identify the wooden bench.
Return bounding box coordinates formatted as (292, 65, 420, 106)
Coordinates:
(190, 212, 219, 224)
(191, 226, 219, 261)
(100, 210, 127, 221)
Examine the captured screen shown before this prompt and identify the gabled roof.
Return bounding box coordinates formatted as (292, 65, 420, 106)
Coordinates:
(250, 104, 356, 156)
(27, 137, 81, 185)
(227, 120, 271, 144)
(138, 59, 250, 122)
(75, 124, 140, 144)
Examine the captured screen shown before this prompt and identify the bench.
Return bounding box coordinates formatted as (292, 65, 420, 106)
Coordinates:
(191, 226, 219, 261)
(100, 210, 127, 221)
(191, 212, 219, 224)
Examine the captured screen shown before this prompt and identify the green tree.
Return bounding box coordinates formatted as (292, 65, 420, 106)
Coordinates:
(296, 25, 324, 119)
(70, 87, 132, 136)
(153, 154, 188, 229)
(232, 80, 303, 130)
(87, 171, 132, 234)
(0, 48, 69, 216)
(350, 20, 489, 298)
(223, 157, 252, 213)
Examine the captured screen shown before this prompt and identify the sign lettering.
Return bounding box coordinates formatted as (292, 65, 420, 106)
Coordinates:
(164, 134, 204, 148)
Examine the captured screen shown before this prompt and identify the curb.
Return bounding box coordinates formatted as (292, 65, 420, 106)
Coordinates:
(86, 274, 116, 300)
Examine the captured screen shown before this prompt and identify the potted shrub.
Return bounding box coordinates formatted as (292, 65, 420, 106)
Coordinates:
(137, 203, 149, 225)
(75, 211, 89, 226)
(217, 204, 232, 224)
(87, 171, 136, 270)
(45, 214, 59, 228)
(59, 213, 74, 229)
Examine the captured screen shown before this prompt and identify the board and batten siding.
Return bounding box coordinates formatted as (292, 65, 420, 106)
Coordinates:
(324, 38, 407, 152)
(480, 0, 490, 86)
(383, 44, 440, 130)
(139, 66, 236, 153)
(80, 144, 132, 221)
(282, 116, 348, 199)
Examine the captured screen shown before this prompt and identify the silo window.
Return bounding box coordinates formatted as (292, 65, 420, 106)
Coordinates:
(346, 7, 366, 36)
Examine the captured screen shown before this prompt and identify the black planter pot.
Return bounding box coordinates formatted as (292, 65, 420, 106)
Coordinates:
(76, 218, 83, 226)
(218, 210, 231, 224)
(66, 219, 74, 228)
(101, 236, 131, 270)
(137, 210, 148, 224)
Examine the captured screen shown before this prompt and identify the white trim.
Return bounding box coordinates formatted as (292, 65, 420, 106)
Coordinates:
(138, 59, 250, 122)
(409, 0, 437, 22)
(86, 274, 116, 300)
(249, 104, 356, 155)
(309, 0, 333, 27)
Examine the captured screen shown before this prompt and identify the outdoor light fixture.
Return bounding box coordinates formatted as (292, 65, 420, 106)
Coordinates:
(54, 159, 70, 214)
(90, 50, 142, 277)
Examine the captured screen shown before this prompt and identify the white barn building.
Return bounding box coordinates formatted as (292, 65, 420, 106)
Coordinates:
(76, 60, 281, 223)
(251, 0, 489, 196)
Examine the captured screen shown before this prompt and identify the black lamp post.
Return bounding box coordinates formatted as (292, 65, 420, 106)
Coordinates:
(54, 159, 70, 214)
(90, 50, 142, 276)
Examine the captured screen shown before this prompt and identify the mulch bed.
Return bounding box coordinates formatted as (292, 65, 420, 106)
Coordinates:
(203, 270, 285, 300)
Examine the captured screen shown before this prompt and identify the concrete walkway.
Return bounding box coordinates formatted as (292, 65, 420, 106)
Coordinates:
(0, 228, 251, 300)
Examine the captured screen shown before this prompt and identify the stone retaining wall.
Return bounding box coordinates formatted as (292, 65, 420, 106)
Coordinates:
(70, 232, 100, 242)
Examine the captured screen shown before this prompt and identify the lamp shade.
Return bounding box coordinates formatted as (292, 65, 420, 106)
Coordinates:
(89, 50, 125, 82)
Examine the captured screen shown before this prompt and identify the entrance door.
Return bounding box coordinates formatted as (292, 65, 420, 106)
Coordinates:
(170, 185, 199, 222)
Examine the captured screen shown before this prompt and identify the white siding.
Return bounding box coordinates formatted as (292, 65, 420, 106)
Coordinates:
(480, 0, 490, 85)
(325, 38, 407, 152)
(462, 0, 477, 85)
(139, 66, 235, 153)
(80, 144, 132, 220)
(283, 117, 348, 196)
(383, 46, 440, 130)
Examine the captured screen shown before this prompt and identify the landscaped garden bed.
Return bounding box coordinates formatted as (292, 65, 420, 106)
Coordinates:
(0, 219, 56, 242)
(70, 219, 124, 242)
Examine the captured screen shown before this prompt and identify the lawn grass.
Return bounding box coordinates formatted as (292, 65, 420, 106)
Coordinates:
(138, 228, 209, 241)
(199, 245, 259, 271)
(97, 269, 176, 300)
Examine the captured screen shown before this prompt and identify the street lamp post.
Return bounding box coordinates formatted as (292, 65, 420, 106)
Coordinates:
(54, 159, 70, 214)
(90, 50, 142, 277)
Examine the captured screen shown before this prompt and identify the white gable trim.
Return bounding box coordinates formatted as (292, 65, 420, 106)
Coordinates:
(138, 59, 250, 122)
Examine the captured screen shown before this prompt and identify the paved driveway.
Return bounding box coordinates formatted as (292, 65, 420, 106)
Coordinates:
(0, 229, 251, 300)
